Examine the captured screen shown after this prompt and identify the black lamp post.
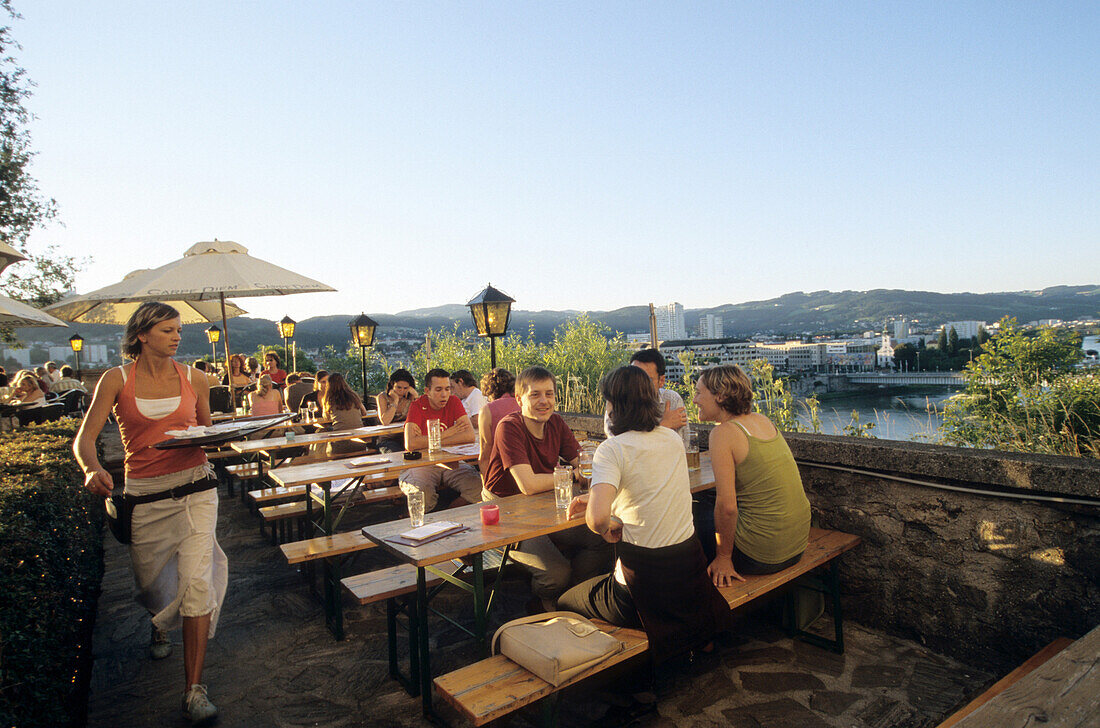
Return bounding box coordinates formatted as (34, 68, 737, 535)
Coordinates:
(349, 313, 378, 401)
(278, 316, 296, 370)
(205, 325, 221, 364)
(466, 284, 515, 369)
(68, 333, 84, 379)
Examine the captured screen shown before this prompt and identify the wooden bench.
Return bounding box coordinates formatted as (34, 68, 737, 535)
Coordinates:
(935, 637, 1074, 727)
(435, 527, 860, 727)
(343, 554, 507, 694)
(249, 484, 308, 505)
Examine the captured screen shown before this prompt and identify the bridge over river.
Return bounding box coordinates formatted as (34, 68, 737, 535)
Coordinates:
(845, 372, 965, 386)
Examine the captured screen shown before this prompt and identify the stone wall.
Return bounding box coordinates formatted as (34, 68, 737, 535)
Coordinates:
(560, 413, 1100, 672)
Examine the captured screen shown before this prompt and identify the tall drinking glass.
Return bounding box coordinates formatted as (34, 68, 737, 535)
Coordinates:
(554, 465, 573, 510)
(401, 484, 426, 527)
(685, 427, 701, 470)
(427, 419, 443, 455)
(578, 447, 594, 494)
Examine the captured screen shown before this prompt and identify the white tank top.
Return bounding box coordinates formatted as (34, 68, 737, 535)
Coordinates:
(119, 365, 196, 420)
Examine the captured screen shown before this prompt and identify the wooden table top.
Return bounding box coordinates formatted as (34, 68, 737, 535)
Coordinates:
(953, 623, 1099, 727)
(363, 455, 716, 569)
(229, 423, 404, 455)
(266, 447, 477, 488)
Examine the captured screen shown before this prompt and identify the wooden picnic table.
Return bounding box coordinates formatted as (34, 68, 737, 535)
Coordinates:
(361, 455, 716, 716)
(229, 423, 404, 457)
(268, 447, 480, 537)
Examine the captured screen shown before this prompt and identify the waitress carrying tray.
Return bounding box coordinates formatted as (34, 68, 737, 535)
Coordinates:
(154, 413, 296, 449)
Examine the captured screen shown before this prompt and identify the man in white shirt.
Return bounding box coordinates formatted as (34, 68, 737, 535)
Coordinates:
(450, 370, 488, 429)
(603, 348, 688, 439)
(45, 361, 63, 384)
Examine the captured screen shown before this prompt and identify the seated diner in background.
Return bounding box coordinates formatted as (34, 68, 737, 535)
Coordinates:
(603, 347, 687, 439)
(398, 368, 482, 511)
(51, 365, 87, 394)
(263, 351, 287, 387)
(375, 368, 417, 453)
(482, 366, 610, 612)
(476, 367, 520, 477)
(694, 364, 811, 586)
(321, 373, 369, 456)
(247, 374, 285, 416)
(245, 357, 261, 381)
(450, 369, 487, 429)
(33, 366, 52, 394)
(560, 365, 728, 663)
(298, 369, 328, 413)
(192, 360, 222, 387)
(222, 354, 252, 406)
(8, 371, 47, 408)
(284, 373, 311, 412)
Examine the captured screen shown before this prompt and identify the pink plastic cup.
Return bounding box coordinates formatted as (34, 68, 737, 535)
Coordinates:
(480, 504, 500, 525)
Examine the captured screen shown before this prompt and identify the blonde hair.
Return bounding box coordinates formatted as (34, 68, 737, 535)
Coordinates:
(256, 374, 274, 397)
(697, 364, 754, 416)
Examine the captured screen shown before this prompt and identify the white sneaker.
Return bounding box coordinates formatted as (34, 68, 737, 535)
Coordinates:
(149, 624, 172, 660)
(182, 684, 218, 725)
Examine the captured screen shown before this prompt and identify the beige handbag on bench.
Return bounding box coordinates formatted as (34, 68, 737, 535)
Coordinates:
(491, 611, 624, 687)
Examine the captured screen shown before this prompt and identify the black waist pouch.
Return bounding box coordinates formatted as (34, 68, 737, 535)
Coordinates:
(104, 477, 217, 545)
(105, 493, 133, 544)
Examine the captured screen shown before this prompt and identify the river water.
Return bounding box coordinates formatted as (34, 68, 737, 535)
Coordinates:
(795, 389, 957, 443)
(795, 334, 1099, 442)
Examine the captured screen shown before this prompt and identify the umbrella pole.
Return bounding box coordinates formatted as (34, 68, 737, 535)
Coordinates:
(220, 293, 233, 396)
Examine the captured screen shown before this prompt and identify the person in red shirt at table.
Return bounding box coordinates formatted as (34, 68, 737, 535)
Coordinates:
(399, 368, 483, 512)
(263, 351, 287, 387)
(482, 366, 611, 612)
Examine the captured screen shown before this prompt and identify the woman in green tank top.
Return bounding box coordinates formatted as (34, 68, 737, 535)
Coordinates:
(694, 365, 811, 587)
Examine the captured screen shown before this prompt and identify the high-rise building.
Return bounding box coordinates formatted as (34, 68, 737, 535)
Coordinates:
(654, 302, 687, 341)
(892, 319, 911, 340)
(695, 314, 724, 339)
(942, 321, 985, 341)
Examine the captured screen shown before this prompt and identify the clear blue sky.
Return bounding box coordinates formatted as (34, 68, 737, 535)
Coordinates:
(13, 1, 1100, 322)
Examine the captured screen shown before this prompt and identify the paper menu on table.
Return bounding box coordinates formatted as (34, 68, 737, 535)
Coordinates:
(442, 443, 480, 456)
(346, 457, 391, 468)
(398, 521, 464, 542)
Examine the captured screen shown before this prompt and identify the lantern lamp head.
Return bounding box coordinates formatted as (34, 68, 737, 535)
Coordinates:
(349, 313, 378, 348)
(68, 333, 84, 353)
(466, 284, 515, 338)
(205, 325, 221, 344)
(278, 316, 296, 339)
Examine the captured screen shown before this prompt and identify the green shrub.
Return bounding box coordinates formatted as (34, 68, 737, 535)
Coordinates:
(0, 420, 104, 727)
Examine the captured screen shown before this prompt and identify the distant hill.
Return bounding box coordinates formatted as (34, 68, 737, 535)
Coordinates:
(8, 286, 1096, 359)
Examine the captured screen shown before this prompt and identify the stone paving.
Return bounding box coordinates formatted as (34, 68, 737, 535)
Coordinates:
(86, 478, 994, 728)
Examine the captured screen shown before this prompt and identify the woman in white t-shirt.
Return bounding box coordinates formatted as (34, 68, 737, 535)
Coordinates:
(559, 366, 728, 664)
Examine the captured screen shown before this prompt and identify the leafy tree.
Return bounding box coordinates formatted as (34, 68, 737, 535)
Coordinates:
(943, 317, 1096, 457)
(0, 2, 82, 340)
(948, 326, 959, 355)
(937, 327, 948, 353)
(893, 343, 917, 371)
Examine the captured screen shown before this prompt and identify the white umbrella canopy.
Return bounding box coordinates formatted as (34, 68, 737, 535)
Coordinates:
(57, 240, 336, 302)
(46, 270, 249, 325)
(0, 242, 27, 274)
(0, 293, 69, 328)
(44, 240, 335, 368)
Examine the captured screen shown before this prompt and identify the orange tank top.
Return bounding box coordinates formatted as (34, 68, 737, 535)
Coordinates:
(114, 359, 208, 480)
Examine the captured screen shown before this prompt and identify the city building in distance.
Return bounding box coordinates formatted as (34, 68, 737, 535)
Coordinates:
(696, 313, 724, 339)
(654, 302, 687, 340)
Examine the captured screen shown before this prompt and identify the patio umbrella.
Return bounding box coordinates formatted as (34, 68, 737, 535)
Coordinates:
(44, 240, 335, 370)
(0, 242, 27, 274)
(46, 270, 249, 325)
(0, 293, 69, 328)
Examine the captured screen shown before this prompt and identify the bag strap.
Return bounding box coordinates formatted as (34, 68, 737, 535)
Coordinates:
(491, 611, 592, 655)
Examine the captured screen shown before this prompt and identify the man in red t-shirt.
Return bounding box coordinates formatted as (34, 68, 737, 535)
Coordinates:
(399, 368, 482, 511)
(483, 366, 611, 611)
